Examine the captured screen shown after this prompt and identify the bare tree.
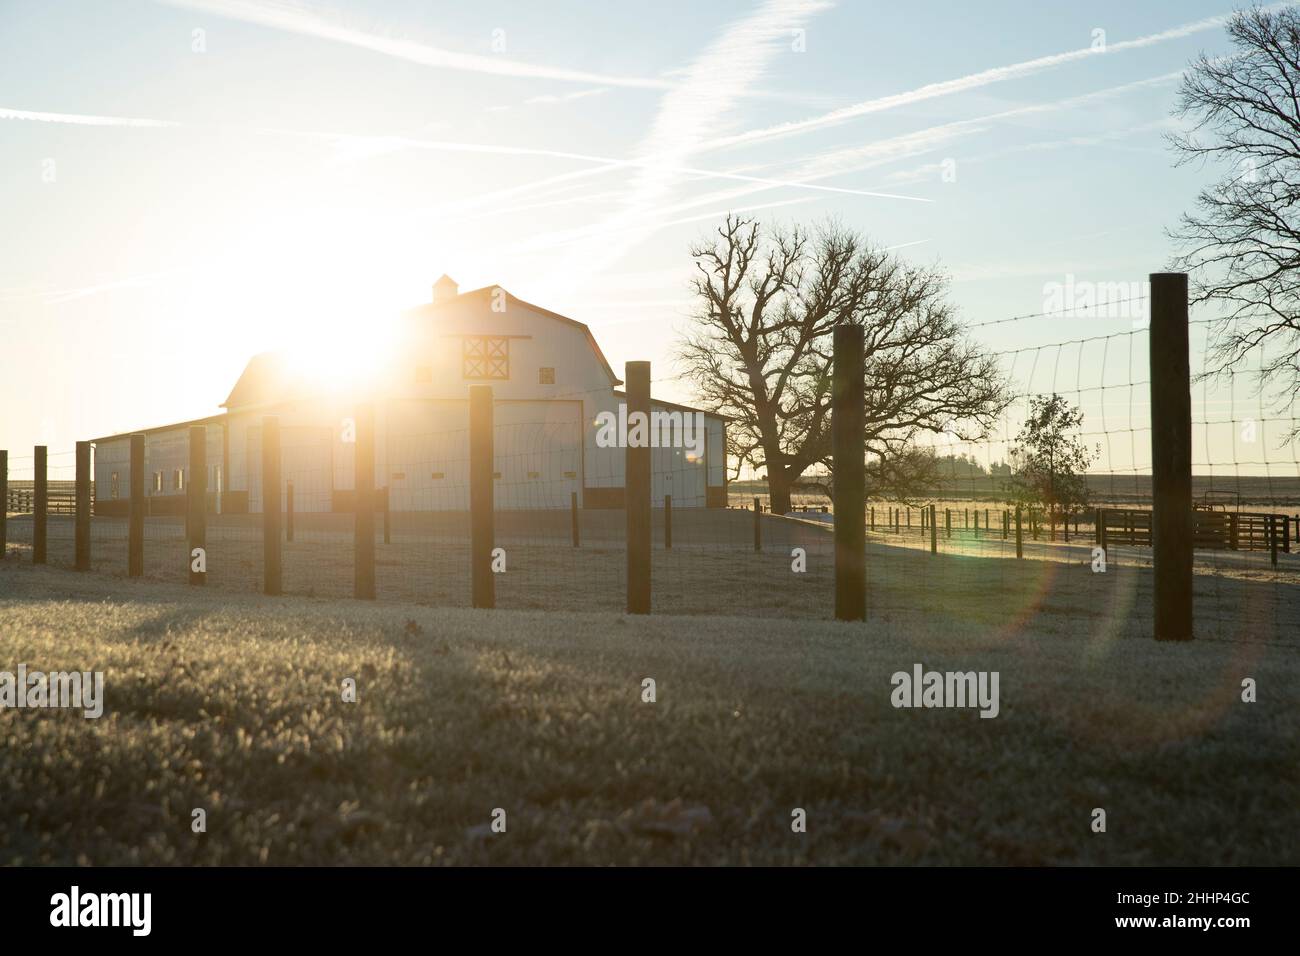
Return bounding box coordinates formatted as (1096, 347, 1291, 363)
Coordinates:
(1169, 7, 1300, 439)
(678, 214, 1010, 514)
(801, 445, 940, 504)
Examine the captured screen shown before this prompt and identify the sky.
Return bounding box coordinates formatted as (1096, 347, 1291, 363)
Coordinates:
(2, 0, 1298, 482)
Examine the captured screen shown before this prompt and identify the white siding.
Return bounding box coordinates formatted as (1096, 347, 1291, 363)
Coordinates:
(492, 400, 582, 510)
(385, 399, 469, 511)
(93, 422, 223, 505)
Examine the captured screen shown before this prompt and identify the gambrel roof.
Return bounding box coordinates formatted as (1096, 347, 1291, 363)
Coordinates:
(221, 284, 625, 411)
(403, 285, 622, 387)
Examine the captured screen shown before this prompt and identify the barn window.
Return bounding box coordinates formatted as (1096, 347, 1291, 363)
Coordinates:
(414, 365, 432, 383)
(110, 472, 120, 499)
(174, 468, 184, 491)
(462, 336, 509, 380)
(538, 367, 555, 385)
(153, 472, 163, 494)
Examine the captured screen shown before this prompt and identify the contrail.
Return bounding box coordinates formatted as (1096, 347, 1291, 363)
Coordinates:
(506, 197, 819, 255)
(0, 107, 178, 127)
(516, 71, 1182, 256)
(309, 13, 1222, 216)
(538, 0, 836, 284)
(157, 0, 674, 90)
(691, 9, 1260, 155)
(0, 105, 928, 202)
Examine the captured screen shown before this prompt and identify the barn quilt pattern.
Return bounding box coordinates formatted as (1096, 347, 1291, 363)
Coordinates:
(462, 336, 510, 380)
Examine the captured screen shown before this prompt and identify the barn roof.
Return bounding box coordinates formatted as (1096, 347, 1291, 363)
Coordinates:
(91, 413, 224, 444)
(220, 283, 703, 411)
(404, 284, 622, 387)
(611, 389, 730, 421)
(220, 352, 313, 410)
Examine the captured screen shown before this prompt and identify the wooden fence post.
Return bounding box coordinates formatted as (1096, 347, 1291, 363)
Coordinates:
(1150, 272, 1193, 641)
(353, 404, 376, 600)
(468, 388, 493, 609)
(626, 362, 651, 614)
(0, 449, 6, 557)
(894, 507, 900, 534)
(1015, 505, 1023, 559)
(262, 416, 282, 596)
(383, 487, 391, 545)
(974, 508, 979, 536)
(870, 506, 874, 531)
(75, 441, 91, 571)
(929, 503, 937, 555)
(129, 434, 144, 577)
(945, 508, 951, 539)
(1269, 515, 1279, 569)
(188, 425, 206, 585)
(356, 409, 379, 597)
(832, 324, 866, 622)
(285, 480, 294, 542)
(570, 490, 580, 547)
(664, 494, 672, 551)
(33, 445, 47, 564)
(753, 495, 762, 552)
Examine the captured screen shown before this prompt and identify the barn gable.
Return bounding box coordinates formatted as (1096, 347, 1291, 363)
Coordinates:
(399, 279, 622, 392)
(221, 352, 306, 411)
(221, 280, 624, 412)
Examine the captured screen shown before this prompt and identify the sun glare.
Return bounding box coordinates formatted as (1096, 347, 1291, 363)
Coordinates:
(285, 327, 392, 393)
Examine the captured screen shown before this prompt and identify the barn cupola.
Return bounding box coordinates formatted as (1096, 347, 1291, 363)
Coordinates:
(432, 274, 459, 304)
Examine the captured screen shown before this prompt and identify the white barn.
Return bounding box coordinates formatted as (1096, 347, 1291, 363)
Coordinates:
(92, 277, 729, 515)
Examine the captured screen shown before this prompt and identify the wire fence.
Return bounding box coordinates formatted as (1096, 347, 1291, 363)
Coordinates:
(2, 279, 1296, 642)
(795, 298, 1299, 641)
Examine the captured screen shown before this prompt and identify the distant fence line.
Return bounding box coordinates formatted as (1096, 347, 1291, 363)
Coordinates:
(858, 502, 1294, 555)
(5, 484, 79, 515)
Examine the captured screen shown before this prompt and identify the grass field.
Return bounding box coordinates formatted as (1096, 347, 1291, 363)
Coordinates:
(1, 549, 1297, 865)
(4, 510, 837, 614)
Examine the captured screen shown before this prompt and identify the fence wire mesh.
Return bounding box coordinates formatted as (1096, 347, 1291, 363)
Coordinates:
(4, 297, 1296, 642)
(818, 305, 1298, 644)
